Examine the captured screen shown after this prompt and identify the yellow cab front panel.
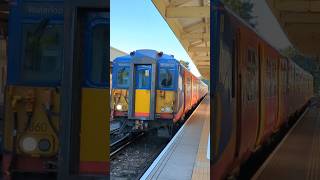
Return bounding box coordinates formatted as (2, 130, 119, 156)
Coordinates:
(111, 89, 129, 117)
(155, 90, 175, 119)
(133, 65, 152, 118)
(3, 1, 64, 175)
(78, 12, 109, 175)
(3, 86, 60, 173)
(111, 60, 130, 118)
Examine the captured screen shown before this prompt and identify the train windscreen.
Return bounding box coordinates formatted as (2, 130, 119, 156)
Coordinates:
(159, 68, 174, 89)
(89, 23, 108, 86)
(116, 66, 129, 88)
(21, 19, 63, 84)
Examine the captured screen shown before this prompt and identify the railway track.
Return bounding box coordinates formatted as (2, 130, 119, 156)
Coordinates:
(109, 99, 205, 179)
(110, 131, 168, 180)
(110, 132, 144, 157)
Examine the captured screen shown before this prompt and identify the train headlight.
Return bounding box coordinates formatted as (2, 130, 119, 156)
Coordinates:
(116, 104, 123, 110)
(161, 107, 165, 112)
(38, 139, 51, 152)
(21, 137, 37, 152)
(165, 107, 172, 112)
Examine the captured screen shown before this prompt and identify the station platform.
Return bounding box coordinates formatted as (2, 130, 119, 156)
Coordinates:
(253, 98, 320, 180)
(141, 95, 210, 180)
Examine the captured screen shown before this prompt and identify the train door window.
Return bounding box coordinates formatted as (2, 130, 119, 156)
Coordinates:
(21, 21, 63, 84)
(246, 49, 257, 101)
(186, 76, 191, 99)
(231, 39, 235, 98)
(136, 66, 151, 89)
(89, 23, 108, 86)
(117, 67, 129, 88)
(159, 68, 174, 89)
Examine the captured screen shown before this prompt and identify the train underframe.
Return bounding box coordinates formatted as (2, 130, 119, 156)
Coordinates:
(111, 117, 182, 138)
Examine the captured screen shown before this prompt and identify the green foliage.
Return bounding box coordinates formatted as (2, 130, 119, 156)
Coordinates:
(281, 46, 320, 95)
(223, 0, 256, 27)
(201, 78, 210, 86)
(180, 60, 190, 70)
(280, 46, 298, 58)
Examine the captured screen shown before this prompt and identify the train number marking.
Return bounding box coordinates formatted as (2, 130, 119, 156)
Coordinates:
(29, 122, 48, 132)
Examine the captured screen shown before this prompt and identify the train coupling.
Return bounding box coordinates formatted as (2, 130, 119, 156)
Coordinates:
(134, 120, 148, 130)
(44, 160, 57, 170)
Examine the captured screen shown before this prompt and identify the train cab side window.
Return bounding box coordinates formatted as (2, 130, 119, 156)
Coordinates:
(21, 20, 63, 83)
(90, 24, 108, 85)
(117, 67, 129, 87)
(159, 68, 174, 89)
(231, 39, 235, 98)
(246, 49, 257, 101)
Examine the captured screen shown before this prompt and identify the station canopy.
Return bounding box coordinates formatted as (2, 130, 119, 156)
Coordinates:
(0, 1, 8, 35)
(152, 0, 210, 79)
(267, 0, 320, 56)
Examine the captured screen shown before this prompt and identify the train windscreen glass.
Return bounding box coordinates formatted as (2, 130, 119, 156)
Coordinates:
(159, 68, 174, 89)
(117, 67, 129, 88)
(90, 24, 108, 85)
(21, 20, 63, 84)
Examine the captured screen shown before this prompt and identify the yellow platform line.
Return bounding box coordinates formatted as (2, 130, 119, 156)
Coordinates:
(192, 101, 210, 180)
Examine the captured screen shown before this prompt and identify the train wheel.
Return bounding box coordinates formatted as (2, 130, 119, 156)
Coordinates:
(169, 123, 180, 139)
(2, 153, 13, 180)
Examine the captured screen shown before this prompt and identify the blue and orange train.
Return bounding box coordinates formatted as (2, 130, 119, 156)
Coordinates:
(2, 0, 109, 179)
(111, 49, 208, 135)
(211, 3, 314, 179)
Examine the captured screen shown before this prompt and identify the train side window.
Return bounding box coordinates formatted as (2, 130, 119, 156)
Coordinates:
(21, 21, 63, 84)
(89, 23, 108, 86)
(186, 77, 191, 93)
(117, 67, 129, 87)
(231, 39, 235, 98)
(246, 49, 257, 101)
(159, 68, 174, 89)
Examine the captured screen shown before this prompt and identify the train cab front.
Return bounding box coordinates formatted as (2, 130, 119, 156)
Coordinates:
(111, 57, 130, 119)
(3, 1, 64, 177)
(111, 50, 182, 130)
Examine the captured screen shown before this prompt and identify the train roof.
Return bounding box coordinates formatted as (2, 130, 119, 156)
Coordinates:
(222, 3, 313, 78)
(113, 49, 179, 64)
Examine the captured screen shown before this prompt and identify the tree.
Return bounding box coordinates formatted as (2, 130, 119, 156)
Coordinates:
(281, 46, 320, 95)
(180, 60, 190, 70)
(223, 0, 256, 27)
(280, 46, 298, 58)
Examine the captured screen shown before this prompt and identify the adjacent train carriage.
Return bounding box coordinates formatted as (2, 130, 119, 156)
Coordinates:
(211, 3, 314, 179)
(111, 50, 208, 134)
(3, 1, 109, 178)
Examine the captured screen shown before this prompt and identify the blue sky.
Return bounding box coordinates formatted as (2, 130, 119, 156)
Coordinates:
(110, 0, 201, 77)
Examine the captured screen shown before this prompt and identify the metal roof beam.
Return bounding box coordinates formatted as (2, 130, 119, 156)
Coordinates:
(181, 32, 209, 40)
(196, 62, 210, 66)
(281, 12, 320, 23)
(169, 0, 193, 6)
(193, 56, 210, 61)
(189, 47, 209, 52)
(166, 7, 210, 18)
(275, 1, 320, 12)
(183, 21, 205, 32)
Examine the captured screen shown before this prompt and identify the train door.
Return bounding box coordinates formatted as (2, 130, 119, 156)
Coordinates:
(128, 60, 156, 121)
(235, 29, 242, 157)
(255, 43, 263, 146)
(79, 11, 109, 175)
(134, 65, 152, 118)
(59, 2, 109, 178)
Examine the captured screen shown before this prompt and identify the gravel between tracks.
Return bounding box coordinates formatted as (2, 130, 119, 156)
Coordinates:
(110, 132, 168, 180)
